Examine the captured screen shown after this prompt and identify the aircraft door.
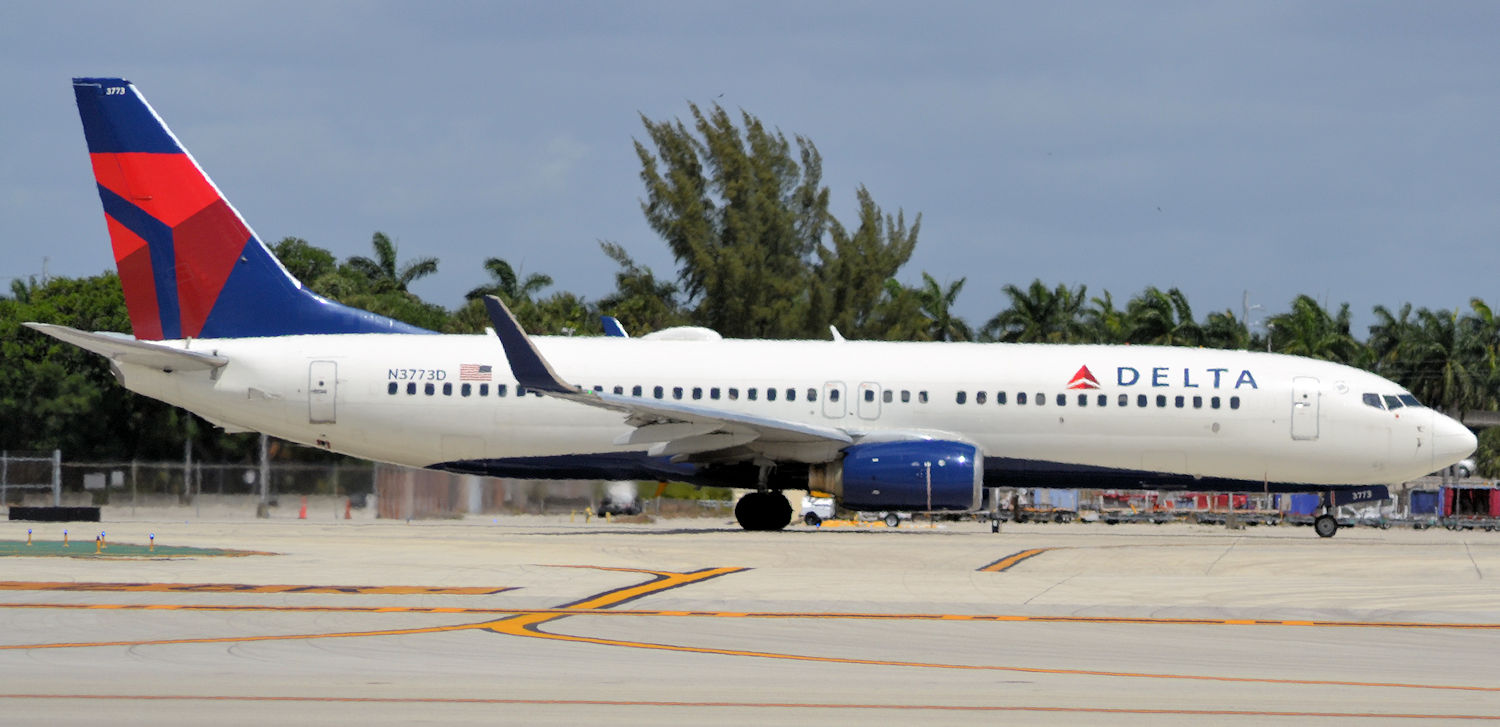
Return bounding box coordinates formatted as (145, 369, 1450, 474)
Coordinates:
(822, 381, 846, 419)
(309, 361, 337, 424)
(1291, 376, 1319, 441)
(857, 382, 882, 420)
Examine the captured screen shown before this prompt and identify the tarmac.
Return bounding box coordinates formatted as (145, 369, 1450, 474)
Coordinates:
(3, 507, 1500, 725)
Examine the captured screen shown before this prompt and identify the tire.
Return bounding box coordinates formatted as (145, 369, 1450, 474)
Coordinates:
(735, 492, 791, 531)
(803, 512, 822, 527)
(884, 513, 900, 528)
(1313, 514, 1338, 538)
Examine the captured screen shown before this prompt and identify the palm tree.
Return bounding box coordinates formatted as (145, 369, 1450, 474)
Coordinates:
(917, 273, 971, 342)
(1384, 307, 1488, 416)
(465, 257, 553, 304)
(1125, 286, 1201, 346)
(1198, 309, 1248, 349)
(1085, 291, 1128, 344)
(345, 232, 438, 294)
(1266, 295, 1359, 364)
(983, 279, 1089, 343)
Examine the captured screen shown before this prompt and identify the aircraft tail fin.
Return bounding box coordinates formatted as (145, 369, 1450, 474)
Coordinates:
(71, 77, 430, 340)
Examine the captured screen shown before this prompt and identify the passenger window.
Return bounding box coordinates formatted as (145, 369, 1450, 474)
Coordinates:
(654, 386, 664, 399)
(1383, 395, 1403, 409)
(517, 385, 528, 396)
(1230, 396, 1241, 410)
(1362, 393, 1383, 409)
(406, 382, 417, 395)
(631, 385, 642, 397)
(1017, 392, 1028, 405)
(1118, 394, 1127, 407)
(828, 389, 838, 402)
(729, 388, 739, 400)
(1137, 394, 1147, 407)
(1211, 396, 1220, 409)
(673, 387, 683, 400)
(425, 383, 435, 396)
(997, 391, 1007, 405)
(711, 387, 721, 400)
(1035, 392, 1044, 406)
(1077, 394, 1088, 407)
(497, 384, 508, 397)
(956, 391, 967, 404)
(593, 385, 603, 392)
(461, 383, 471, 397)
(1097, 394, 1107, 407)
(1192, 395, 1202, 409)
(480, 384, 489, 397)
(612, 385, 623, 395)
(786, 388, 796, 402)
(976, 391, 987, 405)
(1156, 394, 1166, 408)
(387, 382, 398, 395)
(807, 388, 817, 402)
(749, 388, 758, 401)
(1171, 395, 1181, 408)
(901, 390, 910, 403)
(919, 391, 929, 404)
(1056, 393, 1066, 406)
(883, 390, 893, 403)
(692, 387, 702, 400)
(442, 383, 453, 396)
(864, 389, 875, 402)
(767, 388, 777, 402)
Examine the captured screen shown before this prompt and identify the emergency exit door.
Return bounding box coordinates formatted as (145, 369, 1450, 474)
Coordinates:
(309, 361, 337, 424)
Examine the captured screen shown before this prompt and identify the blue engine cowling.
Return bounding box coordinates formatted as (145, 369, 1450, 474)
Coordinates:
(836, 440, 983, 511)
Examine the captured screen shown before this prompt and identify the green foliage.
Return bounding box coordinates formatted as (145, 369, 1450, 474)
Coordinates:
(982, 279, 1091, 342)
(1477, 427, 1500, 479)
(593, 242, 687, 335)
(0, 273, 255, 460)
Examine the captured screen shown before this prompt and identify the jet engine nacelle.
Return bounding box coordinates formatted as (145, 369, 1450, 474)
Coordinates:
(809, 440, 983, 512)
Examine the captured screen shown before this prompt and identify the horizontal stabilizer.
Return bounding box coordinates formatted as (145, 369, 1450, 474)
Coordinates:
(24, 322, 227, 372)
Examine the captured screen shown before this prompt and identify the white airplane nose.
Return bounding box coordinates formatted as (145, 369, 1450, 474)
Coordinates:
(1432, 412, 1478, 469)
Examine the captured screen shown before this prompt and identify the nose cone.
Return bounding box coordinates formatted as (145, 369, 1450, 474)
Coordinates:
(1432, 412, 1478, 470)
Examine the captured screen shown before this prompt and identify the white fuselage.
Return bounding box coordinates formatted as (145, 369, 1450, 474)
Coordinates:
(111, 333, 1474, 490)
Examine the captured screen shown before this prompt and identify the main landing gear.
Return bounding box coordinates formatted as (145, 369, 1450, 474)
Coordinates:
(735, 491, 792, 531)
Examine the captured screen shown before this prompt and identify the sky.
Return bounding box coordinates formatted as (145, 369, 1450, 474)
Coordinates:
(4, 1, 1498, 337)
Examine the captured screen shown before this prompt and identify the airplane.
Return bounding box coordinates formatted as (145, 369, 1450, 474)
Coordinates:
(28, 78, 1477, 538)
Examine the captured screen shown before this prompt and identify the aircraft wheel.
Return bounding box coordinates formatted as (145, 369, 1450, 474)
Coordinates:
(884, 513, 900, 528)
(1313, 514, 1338, 538)
(735, 492, 791, 532)
(803, 512, 822, 527)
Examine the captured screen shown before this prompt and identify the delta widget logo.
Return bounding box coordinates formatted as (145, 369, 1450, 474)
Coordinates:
(1066, 365, 1101, 390)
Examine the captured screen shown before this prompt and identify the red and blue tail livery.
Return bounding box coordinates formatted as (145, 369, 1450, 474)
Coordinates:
(72, 78, 429, 340)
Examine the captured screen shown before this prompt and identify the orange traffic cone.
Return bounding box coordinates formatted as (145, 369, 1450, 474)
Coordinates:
(298, 496, 307, 519)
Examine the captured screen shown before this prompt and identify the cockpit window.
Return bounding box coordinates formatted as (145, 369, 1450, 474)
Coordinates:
(1398, 394, 1421, 408)
(1362, 393, 1384, 410)
(1383, 395, 1404, 410)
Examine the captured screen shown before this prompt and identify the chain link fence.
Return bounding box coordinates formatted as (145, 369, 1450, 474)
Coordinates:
(2, 451, 730, 520)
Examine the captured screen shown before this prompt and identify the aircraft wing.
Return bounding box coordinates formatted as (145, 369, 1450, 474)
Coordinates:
(483, 297, 851, 460)
(24, 323, 228, 372)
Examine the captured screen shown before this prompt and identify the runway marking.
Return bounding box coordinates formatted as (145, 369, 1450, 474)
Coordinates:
(0, 581, 508, 595)
(978, 548, 1051, 572)
(0, 694, 1496, 720)
(6, 566, 1500, 694)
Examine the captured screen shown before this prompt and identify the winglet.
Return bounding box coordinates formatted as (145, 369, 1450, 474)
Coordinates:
(482, 296, 574, 394)
(601, 316, 629, 337)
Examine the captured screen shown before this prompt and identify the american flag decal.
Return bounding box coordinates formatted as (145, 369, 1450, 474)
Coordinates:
(459, 363, 493, 382)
